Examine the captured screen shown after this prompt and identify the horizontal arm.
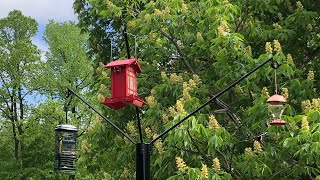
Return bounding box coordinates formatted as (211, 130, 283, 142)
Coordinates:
(150, 57, 274, 144)
(67, 88, 136, 145)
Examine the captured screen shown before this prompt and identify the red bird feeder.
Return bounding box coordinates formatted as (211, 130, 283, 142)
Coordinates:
(267, 94, 287, 126)
(101, 58, 145, 110)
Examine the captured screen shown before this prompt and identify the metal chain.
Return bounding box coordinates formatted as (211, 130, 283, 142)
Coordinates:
(110, 38, 113, 62)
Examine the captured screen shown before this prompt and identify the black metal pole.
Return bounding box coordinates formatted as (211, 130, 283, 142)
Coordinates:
(150, 57, 274, 144)
(136, 107, 144, 144)
(122, 19, 150, 180)
(65, 106, 68, 124)
(136, 143, 143, 179)
(143, 143, 151, 180)
(122, 23, 131, 59)
(67, 88, 136, 144)
(136, 143, 151, 180)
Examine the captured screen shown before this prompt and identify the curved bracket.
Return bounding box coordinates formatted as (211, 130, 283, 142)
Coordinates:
(270, 59, 281, 69)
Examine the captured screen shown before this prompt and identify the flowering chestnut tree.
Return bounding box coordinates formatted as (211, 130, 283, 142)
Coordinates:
(74, 0, 320, 179)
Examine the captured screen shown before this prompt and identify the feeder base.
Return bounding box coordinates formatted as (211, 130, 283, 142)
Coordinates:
(101, 95, 145, 110)
(269, 119, 287, 126)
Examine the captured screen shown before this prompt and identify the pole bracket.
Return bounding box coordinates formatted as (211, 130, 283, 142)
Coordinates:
(270, 59, 280, 69)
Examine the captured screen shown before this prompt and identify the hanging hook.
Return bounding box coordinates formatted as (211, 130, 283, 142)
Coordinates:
(64, 103, 68, 124)
(270, 58, 281, 94)
(134, 35, 137, 59)
(274, 69, 278, 94)
(64, 89, 72, 124)
(64, 92, 69, 124)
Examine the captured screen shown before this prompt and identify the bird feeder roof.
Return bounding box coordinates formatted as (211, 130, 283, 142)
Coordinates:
(267, 94, 287, 103)
(55, 124, 78, 132)
(105, 58, 142, 73)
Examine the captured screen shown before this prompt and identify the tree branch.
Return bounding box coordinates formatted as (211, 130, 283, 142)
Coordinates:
(268, 161, 298, 180)
(235, 2, 251, 32)
(0, 73, 12, 97)
(305, 45, 320, 62)
(21, 88, 40, 99)
(158, 28, 195, 73)
(0, 108, 10, 119)
(186, 129, 201, 153)
(0, 92, 11, 114)
(174, 145, 210, 158)
(76, 72, 91, 89)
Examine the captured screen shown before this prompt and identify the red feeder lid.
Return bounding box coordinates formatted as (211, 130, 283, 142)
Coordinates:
(269, 119, 287, 126)
(105, 58, 142, 73)
(267, 94, 286, 104)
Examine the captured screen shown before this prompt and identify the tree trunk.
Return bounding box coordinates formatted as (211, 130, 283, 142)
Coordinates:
(18, 86, 24, 168)
(11, 118, 19, 161)
(10, 93, 19, 161)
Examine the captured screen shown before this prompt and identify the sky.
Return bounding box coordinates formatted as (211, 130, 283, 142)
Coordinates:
(0, 0, 78, 104)
(0, 0, 78, 58)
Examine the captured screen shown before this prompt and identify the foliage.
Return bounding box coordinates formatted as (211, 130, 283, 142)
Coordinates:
(0, 10, 41, 178)
(1, 0, 320, 179)
(42, 20, 95, 129)
(43, 21, 94, 99)
(74, 0, 320, 179)
(0, 14, 93, 179)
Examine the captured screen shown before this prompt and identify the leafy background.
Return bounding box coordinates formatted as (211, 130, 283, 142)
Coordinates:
(0, 0, 320, 179)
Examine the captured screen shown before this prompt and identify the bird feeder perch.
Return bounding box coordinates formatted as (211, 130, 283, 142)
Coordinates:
(55, 124, 78, 173)
(267, 94, 287, 126)
(101, 58, 145, 110)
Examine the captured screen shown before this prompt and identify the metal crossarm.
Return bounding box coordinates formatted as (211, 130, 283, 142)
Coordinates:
(67, 88, 136, 144)
(150, 57, 274, 144)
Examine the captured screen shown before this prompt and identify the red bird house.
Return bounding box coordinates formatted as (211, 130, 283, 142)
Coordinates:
(101, 58, 145, 110)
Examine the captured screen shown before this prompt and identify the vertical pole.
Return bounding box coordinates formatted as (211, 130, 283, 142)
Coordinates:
(136, 143, 151, 180)
(136, 143, 143, 179)
(136, 107, 143, 144)
(122, 23, 131, 59)
(143, 143, 151, 180)
(65, 107, 68, 124)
